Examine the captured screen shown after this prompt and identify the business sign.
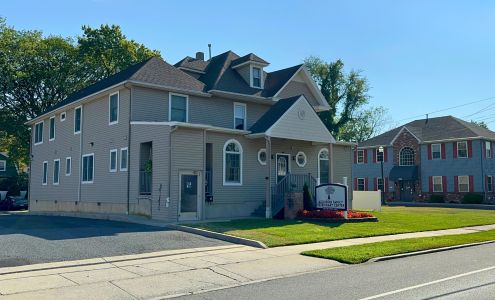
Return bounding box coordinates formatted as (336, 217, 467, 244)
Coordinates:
(315, 183, 348, 211)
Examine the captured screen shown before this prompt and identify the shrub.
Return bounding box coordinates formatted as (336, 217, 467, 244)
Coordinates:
(0, 174, 28, 196)
(462, 193, 484, 204)
(429, 194, 445, 203)
(297, 209, 374, 219)
(303, 183, 313, 210)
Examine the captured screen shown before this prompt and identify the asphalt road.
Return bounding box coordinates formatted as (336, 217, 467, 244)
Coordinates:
(0, 214, 230, 267)
(179, 243, 495, 300)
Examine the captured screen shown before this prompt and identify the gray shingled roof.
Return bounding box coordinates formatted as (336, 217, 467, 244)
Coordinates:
(39, 57, 205, 117)
(359, 116, 495, 147)
(174, 56, 209, 72)
(249, 95, 301, 133)
(231, 53, 269, 67)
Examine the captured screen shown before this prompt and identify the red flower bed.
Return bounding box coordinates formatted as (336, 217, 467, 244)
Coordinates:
(297, 209, 374, 219)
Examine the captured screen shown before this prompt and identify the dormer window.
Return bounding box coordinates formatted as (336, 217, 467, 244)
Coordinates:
(251, 67, 262, 88)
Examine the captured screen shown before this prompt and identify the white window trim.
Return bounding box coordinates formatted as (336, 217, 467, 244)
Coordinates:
(257, 148, 267, 165)
(108, 91, 119, 125)
(0, 160, 6, 172)
(432, 176, 443, 192)
(458, 175, 470, 193)
(399, 147, 415, 166)
(223, 139, 243, 186)
(357, 149, 364, 164)
(168, 93, 189, 122)
(296, 151, 307, 167)
(82, 153, 94, 184)
(486, 141, 492, 158)
(457, 141, 468, 158)
(34, 121, 44, 145)
(120, 147, 128, 171)
(250, 65, 263, 89)
(49, 116, 56, 141)
(233, 102, 247, 130)
(53, 159, 60, 185)
(488, 176, 493, 192)
(60, 111, 66, 122)
(431, 143, 441, 160)
(42, 161, 48, 185)
(65, 157, 72, 176)
(109, 149, 118, 172)
(375, 149, 384, 163)
(357, 178, 365, 191)
(377, 177, 384, 191)
(74, 106, 82, 135)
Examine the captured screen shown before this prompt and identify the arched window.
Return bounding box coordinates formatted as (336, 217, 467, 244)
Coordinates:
(318, 148, 329, 184)
(223, 139, 243, 185)
(399, 147, 415, 166)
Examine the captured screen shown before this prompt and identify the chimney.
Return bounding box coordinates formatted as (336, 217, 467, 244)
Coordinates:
(195, 52, 204, 61)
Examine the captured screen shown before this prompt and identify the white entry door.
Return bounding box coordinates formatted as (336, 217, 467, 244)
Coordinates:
(178, 171, 201, 221)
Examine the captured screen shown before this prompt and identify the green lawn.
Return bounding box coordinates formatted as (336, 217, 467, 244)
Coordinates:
(302, 229, 495, 264)
(189, 206, 495, 247)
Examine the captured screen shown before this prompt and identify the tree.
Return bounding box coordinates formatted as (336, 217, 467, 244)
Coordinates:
(338, 106, 390, 143)
(0, 19, 160, 169)
(471, 120, 488, 129)
(304, 56, 370, 140)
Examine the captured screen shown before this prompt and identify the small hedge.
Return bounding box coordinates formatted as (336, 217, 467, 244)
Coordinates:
(462, 193, 484, 204)
(428, 194, 445, 203)
(298, 209, 374, 219)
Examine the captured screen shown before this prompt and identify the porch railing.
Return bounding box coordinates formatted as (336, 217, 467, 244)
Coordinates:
(139, 171, 152, 195)
(271, 173, 316, 217)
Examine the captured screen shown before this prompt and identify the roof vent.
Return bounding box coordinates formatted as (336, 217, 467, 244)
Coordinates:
(196, 52, 204, 61)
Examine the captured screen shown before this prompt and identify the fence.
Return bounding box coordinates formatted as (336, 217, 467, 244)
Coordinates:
(352, 191, 382, 211)
(272, 173, 316, 216)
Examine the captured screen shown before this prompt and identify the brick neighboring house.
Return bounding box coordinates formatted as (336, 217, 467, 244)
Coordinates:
(352, 116, 495, 203)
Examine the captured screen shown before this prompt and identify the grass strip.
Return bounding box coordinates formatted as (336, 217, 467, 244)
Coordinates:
(302, 229, 495, 264)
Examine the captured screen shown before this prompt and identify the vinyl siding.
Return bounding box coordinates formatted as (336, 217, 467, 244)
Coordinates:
(277, 80, 319, 106)
(0, 153, 18, 178)
(333, 144, 354, 201)
(353, 146, 395, 192)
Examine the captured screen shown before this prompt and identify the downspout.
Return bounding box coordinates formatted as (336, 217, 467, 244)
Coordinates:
(126, 84, 132, 215)
(202, 129, 206, 220)
(78, 105, 83, 203)
(28, 127, 33, 208)
(168, 126, 178, 219)
(480, 140, 485, 200)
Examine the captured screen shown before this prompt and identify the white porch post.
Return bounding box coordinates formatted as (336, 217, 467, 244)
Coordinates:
(265, 136, 272, 219)
(328, 143, 334, 183)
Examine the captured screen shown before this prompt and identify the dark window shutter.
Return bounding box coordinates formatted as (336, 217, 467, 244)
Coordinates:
(365, 177, 369, 191)
(374, 177, 377, 191)
(454, 176, 459, 192)
(469, 176, 474, 192)
(385, 177, 389, 193)
(453, 142, 458, 159)
(364, 150, 368, 164)
(428, 176, 433, 192)
(442, 176, 447, 192)
(384, 147, 388, 162)
(373, 149, 377, 163)
(354, 178, 358, 191)
(354, 150, 357, 164)
(468, 141, 473, 158)
(486, 176, 489, 191)
(441, 143, 446, 159)
(428, 144, 432, 160)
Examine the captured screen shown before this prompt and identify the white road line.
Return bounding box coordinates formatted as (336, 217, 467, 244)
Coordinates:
(359, 265, 495, 300)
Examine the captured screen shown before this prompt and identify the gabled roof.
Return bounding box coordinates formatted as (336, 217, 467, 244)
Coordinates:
(231, 53, 269, 68)
(359, 116, 495, 147)
(174, 56, 209, 72)
(34, 57, 205, 121)
(249, 95, 300, 134)
(262, 64, 303, 97)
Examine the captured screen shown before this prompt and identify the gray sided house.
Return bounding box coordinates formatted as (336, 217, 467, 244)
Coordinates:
(352, 116, 495, 203)
(0, 153, 18, 179)
(27, 51, 354, 222)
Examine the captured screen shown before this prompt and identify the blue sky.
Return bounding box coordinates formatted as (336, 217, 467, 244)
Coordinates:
(2, 0, 495, 129)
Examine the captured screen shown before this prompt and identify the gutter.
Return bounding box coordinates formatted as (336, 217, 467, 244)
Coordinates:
(126, 83, 132, 215)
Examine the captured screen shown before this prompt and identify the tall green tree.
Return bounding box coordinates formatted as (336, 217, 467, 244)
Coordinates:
(304, 56, 371, 140)
(471, 120, 489, 129)
(0, 19, 160, 169)
(338, 106, 390, 143)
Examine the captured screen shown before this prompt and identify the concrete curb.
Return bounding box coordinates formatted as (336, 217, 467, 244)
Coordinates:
(167, 224, 268, 249)
(368, 240, 495, 263)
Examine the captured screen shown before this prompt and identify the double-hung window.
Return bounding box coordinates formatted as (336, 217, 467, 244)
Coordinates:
(53, 159, 60, 185)
(488, 176, 493, 193)
(377, 178, 384, 191)
(0, 160, 5, 172)
(376, 150, 384, 162)
(74, 106, 82, 134)
(34, 122, 44, 145)
(432, 176, 443, 192)
(486, 141, 492, 158)
(65, 157, 72, 176)
(251, 67, 262, 88)
(49, 117, 55, 141)
(457, 141, 468, 158)
(169, 94, 188, 122)
(109, 92, 119, 125)
(224, 140, 242, 185)
(120, 148, 128, 171)
(357, 178, 365, 191)
(357, 150, 365, 164)
(42, 161, 48, 185)
(82, 154, 94, 183)
(458, 175, 469, 192)
(431, 144, 441, 159)
(109, 149, 118, 172)
(234, 103, 246, 130)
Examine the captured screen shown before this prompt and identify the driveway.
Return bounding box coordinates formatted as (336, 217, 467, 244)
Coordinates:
(0, 214, 230, 268)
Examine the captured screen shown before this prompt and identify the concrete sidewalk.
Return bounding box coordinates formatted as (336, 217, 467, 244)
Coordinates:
(1, 224, 494, 299)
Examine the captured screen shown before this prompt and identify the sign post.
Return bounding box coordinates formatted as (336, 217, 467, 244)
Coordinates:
(315, 183, 348, 214)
